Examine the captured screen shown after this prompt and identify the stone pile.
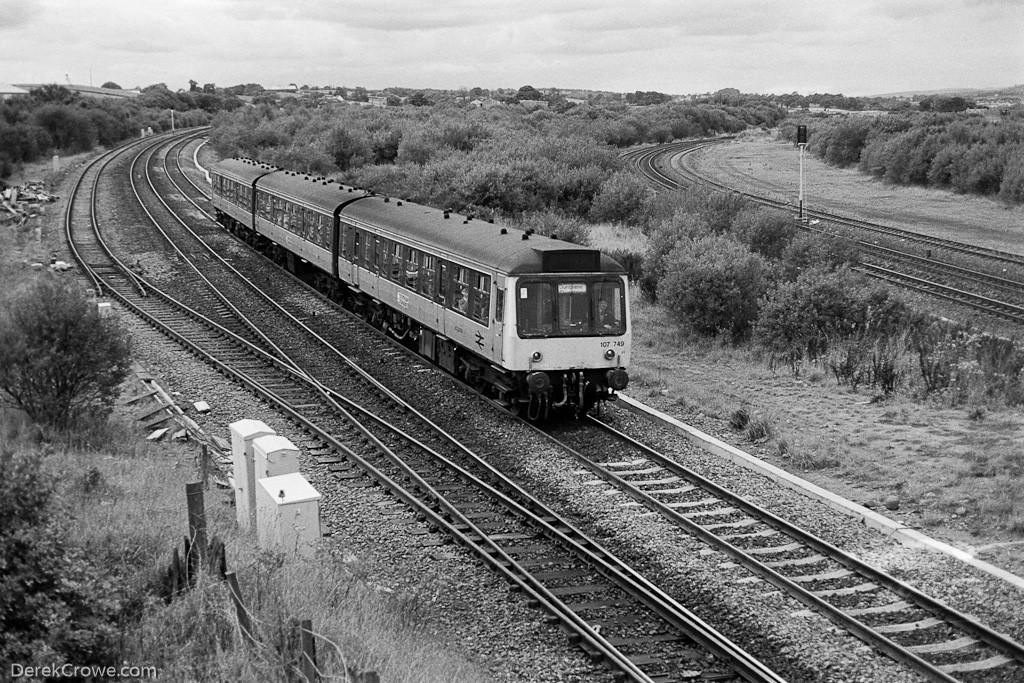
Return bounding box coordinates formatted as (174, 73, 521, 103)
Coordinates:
(1, 181, 57, 226)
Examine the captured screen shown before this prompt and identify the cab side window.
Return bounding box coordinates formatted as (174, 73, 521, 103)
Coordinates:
(517, 282, 553, 336)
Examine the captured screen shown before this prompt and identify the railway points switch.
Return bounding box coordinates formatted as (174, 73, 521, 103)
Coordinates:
(229, 419, 276, 531)
(255, 472, 322, 557)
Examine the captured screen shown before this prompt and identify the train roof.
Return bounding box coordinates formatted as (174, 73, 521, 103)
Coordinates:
(216, 158, 624, 276)
(212, 157, 279, 185)
(342, 195, 624, 275)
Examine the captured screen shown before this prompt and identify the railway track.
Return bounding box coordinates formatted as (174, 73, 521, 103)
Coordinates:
(625, 139, 1024, 326)
(544, 416, 1024, 682)
(66, 131, 791, 682)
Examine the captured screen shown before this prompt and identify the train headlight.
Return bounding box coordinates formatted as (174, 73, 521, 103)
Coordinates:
(526, 371, 551, 394)
(531, 351, 543, 362)
(606, 368, 629, 391)
(604, 349, 616, 360)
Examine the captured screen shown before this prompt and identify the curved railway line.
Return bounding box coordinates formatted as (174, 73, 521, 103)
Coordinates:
(60, 131, 1024, 682)
(65, 130, 789, 682)
(623, 140, 1024, 326)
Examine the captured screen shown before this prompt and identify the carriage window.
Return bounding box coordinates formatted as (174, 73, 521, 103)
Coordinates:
(351, 229, 360, 263)
(451, 266, 470, 315)
(405, 248, 420, 290)
(420, 254, 436, 298)
(257, 192, 271, 220)
(470, 272, 490, 324)
(363, 233, 374, 269)
(390, 242, 403, 281)
(437, 262, 450, 305)
(372, 237, 381, 273)
(495, 288, 505, 323)
(274, 197, 285, 227)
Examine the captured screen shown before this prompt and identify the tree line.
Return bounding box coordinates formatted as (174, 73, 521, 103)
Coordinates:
(783, 111, 1024, 204)
(0, 84, 246, 181)
(209, 96, 785, 234)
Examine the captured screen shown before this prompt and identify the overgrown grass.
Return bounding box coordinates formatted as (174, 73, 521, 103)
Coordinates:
(1, 405, 488, 681)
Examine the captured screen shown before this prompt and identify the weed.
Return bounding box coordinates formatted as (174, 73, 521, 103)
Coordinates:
(729, 406, 750, 431)
(789, 438, 843, 471)
(745, 415, 774, 442)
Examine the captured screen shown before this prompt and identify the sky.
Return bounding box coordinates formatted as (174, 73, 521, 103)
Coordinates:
(1, 0, 1022, 96)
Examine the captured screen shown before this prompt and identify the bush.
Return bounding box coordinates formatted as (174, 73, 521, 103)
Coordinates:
(0, 276, 131, 430)
(0, 446, 119, 667)
(588, 171, 654, 225)
(732, 206, 798, 260)
(657, 234, 770, 340)
(638, 210, 710, 300)
(756, 268, 911, 369)
(778, 231, 861, 281)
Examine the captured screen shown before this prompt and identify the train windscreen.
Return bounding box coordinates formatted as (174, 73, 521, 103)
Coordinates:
(516, 278, 624, 337)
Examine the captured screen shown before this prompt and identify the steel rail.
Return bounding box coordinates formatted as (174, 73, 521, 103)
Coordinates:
(64, 128, 791, 683)
(540, 416, 1024, 682)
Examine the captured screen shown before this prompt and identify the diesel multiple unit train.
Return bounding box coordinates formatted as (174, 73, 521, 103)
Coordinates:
(210, 158, 630, 418)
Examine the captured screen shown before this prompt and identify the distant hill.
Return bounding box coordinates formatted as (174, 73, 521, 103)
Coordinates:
(872, 84, 1024, 98)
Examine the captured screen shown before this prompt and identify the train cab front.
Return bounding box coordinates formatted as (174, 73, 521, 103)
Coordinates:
(508, 274, 631, 419)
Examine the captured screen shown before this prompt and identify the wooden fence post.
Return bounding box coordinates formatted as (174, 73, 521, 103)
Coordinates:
(298, 619, 317, 683)
(200, 444, 210, 490)
(226, 572, 257, 646)
(185, 482, 208, 565)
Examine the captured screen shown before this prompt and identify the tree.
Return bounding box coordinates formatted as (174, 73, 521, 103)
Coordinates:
(515, 85, 545, 102)
(0, 276, 132, 430)
(408, 91, 432, 107)
(188, 79, 199, 92)
(30, 84, 77, 105)
(100, 81, 121, 90)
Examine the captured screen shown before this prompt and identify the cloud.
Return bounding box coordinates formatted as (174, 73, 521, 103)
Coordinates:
(0, 0, 42, 29)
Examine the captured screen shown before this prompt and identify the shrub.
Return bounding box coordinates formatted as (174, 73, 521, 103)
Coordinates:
(0, 276, 132, 430)
(588, 170, 654, 225)
(914, 322, 1024, 405)
(826, 336, 872, 389)
(638, 210, 712, 300)
(778, 231, 861, 281)
(731, 206, 798, 260)
(756, 268, 911, 369)
(657, 234, 770, 340)
(0, 446, 118, 667)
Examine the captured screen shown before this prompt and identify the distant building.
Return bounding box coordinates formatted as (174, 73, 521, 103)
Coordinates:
(519, 99, 549, 111)
(469, 97, 503, 109)
(368, 94, 388, 107)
